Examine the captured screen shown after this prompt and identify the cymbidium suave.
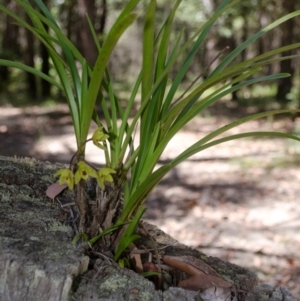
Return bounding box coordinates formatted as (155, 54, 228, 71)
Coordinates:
(2, 0, 300, 267)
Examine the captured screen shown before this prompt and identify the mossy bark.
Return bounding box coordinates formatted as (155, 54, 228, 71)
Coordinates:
(0, 156, 296, 301)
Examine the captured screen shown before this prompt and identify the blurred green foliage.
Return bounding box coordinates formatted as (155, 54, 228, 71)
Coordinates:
(0, 0, 300, 108)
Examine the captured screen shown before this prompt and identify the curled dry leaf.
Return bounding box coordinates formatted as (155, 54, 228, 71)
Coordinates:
(162, 255, 232, 292)
(163, 256, 206, 276)
(179, 273, 232, 291)
(46, 182, 68, 200)
(163, 255, 220, 277)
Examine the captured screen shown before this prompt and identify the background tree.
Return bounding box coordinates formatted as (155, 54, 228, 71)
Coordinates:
(0, 0, 21, 92)
(76, 0, 98, 65)
(40, 0, 50, 98)
(23, 11, 37, 98)
(275, 0, 298, 105)
(1, 0, 300, 108)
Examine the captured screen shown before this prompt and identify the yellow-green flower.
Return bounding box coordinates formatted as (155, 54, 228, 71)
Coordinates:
(54, 168, 74, 190)
(97, 168, 116, 190)
(92, 127, 109, 149)
(74, 161, 97, 184)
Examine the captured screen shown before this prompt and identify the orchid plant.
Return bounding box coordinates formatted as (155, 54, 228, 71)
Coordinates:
(1, 0, 300, 264)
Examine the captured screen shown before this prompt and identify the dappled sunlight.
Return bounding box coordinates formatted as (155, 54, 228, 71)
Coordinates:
(1, 104, 300, 297)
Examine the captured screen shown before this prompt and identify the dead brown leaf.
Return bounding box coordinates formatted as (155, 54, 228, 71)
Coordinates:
(179, 273, 232, 291)
(162, 255, 232, 291)
(164, 255, 221, 277)
(46, 182, 67, 200)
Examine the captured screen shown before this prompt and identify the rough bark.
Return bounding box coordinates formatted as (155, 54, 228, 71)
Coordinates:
(0, 156, 89, 301)
(0, 156, 296, 301)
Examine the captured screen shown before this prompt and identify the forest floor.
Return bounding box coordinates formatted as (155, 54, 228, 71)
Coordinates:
(1, 102, 300, 299)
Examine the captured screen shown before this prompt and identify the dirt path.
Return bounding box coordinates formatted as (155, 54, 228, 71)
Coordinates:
(1, 104, 300, 298)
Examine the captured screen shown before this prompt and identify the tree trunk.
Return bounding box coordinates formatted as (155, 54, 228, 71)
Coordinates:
(76, 0, 98, 65)
(24, 14, 37, 99)
(0, 155, 297, 301)
(40, 26, 51, 97)
(63, 0, 76, 41)
(275, 1, 296, 105)
(0, 0, 21, 91)
(98, 0, 107, 35)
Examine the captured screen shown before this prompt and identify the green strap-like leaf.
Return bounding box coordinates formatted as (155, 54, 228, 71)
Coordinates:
(80, 12, 138, 145)
(172, 131, 300, 167)
(114, 207, 146, 261)
(0, 59, 62, 89)
(124, 124, 300, 221)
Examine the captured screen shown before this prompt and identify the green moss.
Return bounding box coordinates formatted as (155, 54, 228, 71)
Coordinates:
(48, 220, 71, 233)
(41, 174, 54, 182)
